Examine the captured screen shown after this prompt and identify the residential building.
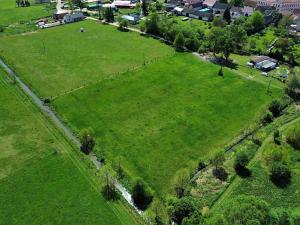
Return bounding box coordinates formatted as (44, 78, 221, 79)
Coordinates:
(203, 0, 217, 8)
(63, 12, 85, 23)
(257, 0, 300, 12)
(212, 1, 230, 14)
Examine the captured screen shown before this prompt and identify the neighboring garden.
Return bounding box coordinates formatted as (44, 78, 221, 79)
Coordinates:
(0, 0, 55, 36)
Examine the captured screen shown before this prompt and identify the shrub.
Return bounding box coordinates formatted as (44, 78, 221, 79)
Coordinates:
(262, 112, 273, 125)
(198, 159, 206, 171)
(0, 27, 4, 32)
(269, 100, 282, 117)
(234, 152, 249, 168)
(43, 98, 51, 104)
(270, 163, 291, 188)
(169, 197, 196, 225)
(101, 184, 119, 200)
(273, 130, 281, 145)
(285, 74, 300, 100)
(132, 179, 153, 210)
(79, 128, 95, 155)
(218, 67, 224, 77)
(286, 125, 300, 150)
(213, 167, 228, 181)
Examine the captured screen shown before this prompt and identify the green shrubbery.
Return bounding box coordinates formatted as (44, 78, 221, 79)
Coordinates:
(286, 124, 300, 150)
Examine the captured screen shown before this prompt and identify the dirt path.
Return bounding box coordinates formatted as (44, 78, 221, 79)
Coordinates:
(0, 59, 142, 215)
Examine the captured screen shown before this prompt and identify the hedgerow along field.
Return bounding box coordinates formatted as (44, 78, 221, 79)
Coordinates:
(0, 0, 52, 27)
(0, 70, 141, 225)
(0, 20, 174, 98)
(52, 53, 283, 195)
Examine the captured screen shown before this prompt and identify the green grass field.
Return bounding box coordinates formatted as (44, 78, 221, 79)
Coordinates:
(0, 20, 174, 98)
(0, 69, 141, 225)
(0, 0, 52, 27)
(52, 53, 282, 195)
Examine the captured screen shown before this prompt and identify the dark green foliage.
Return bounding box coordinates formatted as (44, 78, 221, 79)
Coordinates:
(117, 16, 129, 31)
(141, 0, 148, 16)
(234, 152, 251, 178)
(168, 197, 196, 224)
(143, 13, 160, 35)
(230, 0, 244, 6)
(0, 26, 3, 32)
(212, 17, 226, 27)
(269, 100, 283, 117)
(285, 74, 300, 100)
(273, 130, 281, 145)
(247, 11, 265, 34)
(270, 163, 291, 188)
(262, 112, 273, 125)
(181, 211, 202, 225)
(132, 179, 153, 210)
(286, 125, 300, 150)
(104, 7, 114, 22)
(218, 67, 224, 77)
(213, 167, 228, 181)
(208, 195, 271, 225)
(223, 7, 231, 24)
(79, 128, 96, 155)
(101, 184, 119, 200)
(197, 159, 206, 171)
(173, 32, 185, 51)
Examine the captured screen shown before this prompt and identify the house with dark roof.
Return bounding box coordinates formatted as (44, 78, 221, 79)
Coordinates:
(212, 1, 230, 14)
(256, 6, 281, 25)
(231, 6, 242, 18)
(249, 55, 278, 71)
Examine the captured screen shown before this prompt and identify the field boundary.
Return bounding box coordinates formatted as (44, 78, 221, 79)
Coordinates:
(0, 59, 144, 218)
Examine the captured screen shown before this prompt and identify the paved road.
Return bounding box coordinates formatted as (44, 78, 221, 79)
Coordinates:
(0, 59, 141, 214)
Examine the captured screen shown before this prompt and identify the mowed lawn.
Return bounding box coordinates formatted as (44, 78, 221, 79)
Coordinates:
(0, 71, 141, 225)
(0, 20, 174, 98)
(0, 0, 51, 26)
(53, 53, 282, 195)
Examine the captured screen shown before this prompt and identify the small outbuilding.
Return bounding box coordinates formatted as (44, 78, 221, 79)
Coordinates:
(250, 56, 278, 71)
(121, 14, 140, 24)
(212, 1, 229, 14)
(63, 12, 85, 23)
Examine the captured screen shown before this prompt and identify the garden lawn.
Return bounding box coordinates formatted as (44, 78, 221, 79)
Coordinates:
(0, 20, 174, 98)
(0, 70, 141, 225)
(0, 0, 51, 27)
(52, 53, 282, 195)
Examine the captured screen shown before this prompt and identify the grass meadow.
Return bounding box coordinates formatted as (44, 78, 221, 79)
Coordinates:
(0, 20, 283, 196)
(0, 20, 174, 98)
(52, 53, 282, 195)
(0, 0, 52, 27)
(0, 70, 141, 225)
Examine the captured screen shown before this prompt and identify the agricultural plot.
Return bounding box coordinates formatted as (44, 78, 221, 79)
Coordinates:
(52, 53, 282, 194)
(0, 70, 140, 225)
(0, 0, 52, 27)
(0, 20, 282, 196)
(0, 20, 174, 98)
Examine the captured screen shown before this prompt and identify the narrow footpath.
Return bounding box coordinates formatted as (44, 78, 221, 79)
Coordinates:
(0, 59, 142, 215)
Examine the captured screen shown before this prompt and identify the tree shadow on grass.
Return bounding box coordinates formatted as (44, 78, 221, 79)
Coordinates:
(235, 166, 252, 178)
(211, 56, 238, 70)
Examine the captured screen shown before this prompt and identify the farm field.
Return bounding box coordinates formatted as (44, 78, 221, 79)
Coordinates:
(0, 20, 174, 98)
(212, 115, 300, 216)
(0, 0, 52, 27)
(52, 52, 282, 195)
(0, 69, 141, 225)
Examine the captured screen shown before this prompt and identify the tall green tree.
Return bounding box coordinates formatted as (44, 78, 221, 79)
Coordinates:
(173, 32, 185, 51)
(141, 0, 148, 16)
(247, 11, 265, 34)
(172, 168, 190, 197)
(132, 179, 153, 210)
(223, 7, 231, 24)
